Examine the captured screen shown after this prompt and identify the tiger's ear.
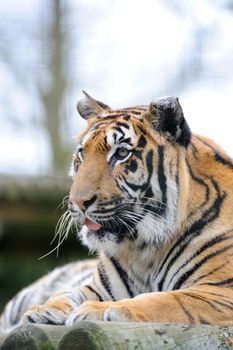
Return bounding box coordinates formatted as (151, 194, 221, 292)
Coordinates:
(77, 91, 110, 120)
(146, 97, 191, 147)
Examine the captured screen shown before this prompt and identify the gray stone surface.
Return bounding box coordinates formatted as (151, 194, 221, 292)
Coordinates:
(1, 322, 233, 349)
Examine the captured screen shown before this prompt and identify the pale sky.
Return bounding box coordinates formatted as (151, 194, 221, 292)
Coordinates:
(0, 0, 233, 174)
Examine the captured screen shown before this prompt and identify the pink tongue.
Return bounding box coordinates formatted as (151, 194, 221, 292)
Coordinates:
(84, 219, 102, 231)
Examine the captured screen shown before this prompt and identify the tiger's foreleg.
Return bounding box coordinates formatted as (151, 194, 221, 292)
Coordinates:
(21, 254, 133, 325)
(21, 284, 106, 325)
(66, 285, 233, 325)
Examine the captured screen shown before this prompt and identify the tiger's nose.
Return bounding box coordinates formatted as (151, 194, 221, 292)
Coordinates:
(69, 195, 97, 212)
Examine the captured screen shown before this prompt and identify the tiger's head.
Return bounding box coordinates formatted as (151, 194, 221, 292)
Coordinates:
(69, 92, 191, 254)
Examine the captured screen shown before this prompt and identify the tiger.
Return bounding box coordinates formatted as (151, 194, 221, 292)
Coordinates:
(1, 90, 233, 333)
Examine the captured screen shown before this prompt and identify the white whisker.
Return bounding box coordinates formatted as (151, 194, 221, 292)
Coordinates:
(55, 195, 70, 211)
(38, 231, 68, 260)
(51, 211, 71, 245)
(39, 210, 73, 260)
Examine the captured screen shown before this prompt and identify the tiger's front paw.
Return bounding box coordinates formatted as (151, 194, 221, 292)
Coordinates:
(66, 300, 135, 325)
(22, 303, 69, 325)
(21, 289, 85, 325)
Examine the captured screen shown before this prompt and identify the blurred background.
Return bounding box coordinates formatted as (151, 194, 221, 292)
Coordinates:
(1, 0, 233, 311)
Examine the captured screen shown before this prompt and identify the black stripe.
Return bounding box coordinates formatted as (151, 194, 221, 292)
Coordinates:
(9, 296, 19, 324)
(113, 126, 125, 135)
(97, 263, 115, 300)
(15, 293, 29, 323)
(115, 181, 132, 198)
(184, 292, 224, 313)
(196, 292, 233, 311)
(110, 257, 134, 297)
(116, 122, 130, 129)
(172, 243, 233, 290)
(190, 141, 198, 159)
(85, 285, 103, 301)
(142, 148, 153, 191)
(175, 154, 180, 191)
(137, 125, 146, 134)
(103, 113, 126, 119)
(172, 294, 195, 323)
(137, 135, 147, 148)
(83, 195, 97, 210)
(97, 197, 122, 207)
(198, 290, 233, 307)
(113, 133, 117, 144)
(118, 137, 132, 145)
(157, 178, 225, 291)
(89, 121, 106, 130)
(157, 145, 167, 212)
(144, 186, 153, 199)
(132, 149, 143, 160)
(126, 159, 138, 173)
(167, 233, 229, 287)
(198, 315, 210, 324)
(26, 315, 36, 323)
(10, 292, 29, 324)
(205, 277, 233, 287)
(186, 159, 210, 212)
(190, 261, 227, 285)
(195, 136, 233, 170)
(123, 147, 167, 225)
(10, 293, 29, 325)
(132, 111, 142, 115)
(92, 205, 121, 214)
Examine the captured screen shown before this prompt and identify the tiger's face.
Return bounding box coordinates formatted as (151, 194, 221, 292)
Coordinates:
(69, 92, 191, 254)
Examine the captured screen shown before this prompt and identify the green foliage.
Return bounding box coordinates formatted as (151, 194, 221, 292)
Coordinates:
(0, 175, 93, 312)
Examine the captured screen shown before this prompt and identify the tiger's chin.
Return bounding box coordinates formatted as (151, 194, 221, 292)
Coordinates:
(78, 226, 123, 255)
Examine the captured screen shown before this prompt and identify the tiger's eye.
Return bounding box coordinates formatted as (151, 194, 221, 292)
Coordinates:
(115, 147, 129, 160)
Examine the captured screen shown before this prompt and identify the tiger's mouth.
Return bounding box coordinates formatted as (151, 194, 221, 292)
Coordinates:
(70, 199, 141, 240)
(84, 218, 102, 231)
(83, 212, 138, 241)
